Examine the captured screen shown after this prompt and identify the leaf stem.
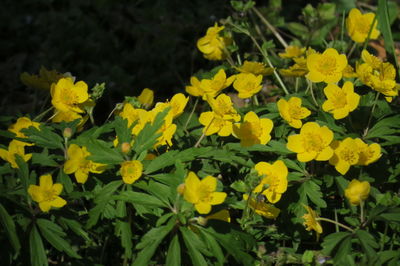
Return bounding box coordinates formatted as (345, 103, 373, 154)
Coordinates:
(317, 217, 354, 232)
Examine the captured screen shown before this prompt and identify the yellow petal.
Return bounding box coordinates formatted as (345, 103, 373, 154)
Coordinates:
(195, 202, 211, 214)
(210, 192, 227, 205)
(40, 174, 53, 190)
(51, 197, 67, 208)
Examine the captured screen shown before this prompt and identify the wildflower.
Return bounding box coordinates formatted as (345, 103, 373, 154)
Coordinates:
(205, 209, 231, 223)
(345, 179, 370, 205)
(306, 48, 347, 83)
(64, 144, 106, 183)
(119, 103, 149, 135)
(287, 122, 334, 162)
(8, 117, 40, 145)
(329, 138, 360, 175)
(0, 140, 32, 168)
(183, 171, 226, 214)
(277, 97, 311, 128)
(28, 174, 67, 212)
(322, 81, 360, 120)
(237, 61, 274, 76)
(233, 73, 263, 99)
(302, 205, 323, 234)
(137, 88, 154, 109)
(199, 94, 240, 136)
(52, 110, 87, 127)
(354, 139, 381, 166)
(253, 160, 288, 204)
(342, 65, 358, 78)
(197, 23, 230, 61)
(279, 57, 309, 77)
(120, 160, 143, 184)
(148, 104, 177, 148)
(185, 76, 203, 97)
(279, 45, 305, 59)
(232, 111, 273, 147)
(51, 77, 89, 113)
(346, 8, 380, 43)
(357, 50, 397, 101)
(154, 93, 188, 119)
(20, 66, 65, 90)
(243, 194, 280, 219)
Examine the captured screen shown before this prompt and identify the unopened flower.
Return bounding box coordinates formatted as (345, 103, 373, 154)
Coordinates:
(120, 160, 143, 184)
(64, 144, 106, 183)
(0, 140, 32, 168)
(302, 205, 323, 234)
(345, 179, 370, 205)
(277, 97, 311, 128)
(137, 88, 154, 109)
(346, 8, 380, 43)
(306, 48, 347, 83)
(322, 81, 360, 120)
(28, 174, 67, 212)
(329, 138, 360, 175)
(243, 194, 280, 219)
(51, 77, 89, 113)
(232, 111, 273, 147)
(253, 160, 288, 204)
(183, 171, 227, 214)
(287, 122, 334, 162)
(233, 73, 263, 98)
(237, 61, 274, 76)
(197, 23, 230, 61)
(279, 45, 305, 59)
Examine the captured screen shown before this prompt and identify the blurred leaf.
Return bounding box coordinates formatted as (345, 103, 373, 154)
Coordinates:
(32, 148, 59, 167)
(58, 217, 91, 242)
(355, 230, 379, 261)
(114, 190, 167, 208)
(180, 227, 209, 266)
(0, 203, 20, 254)
(166, 234, 181, 266)
(37, 218, 81, 259)
(22, 125, 64, 149)
(286, 22, 309, 37)
(29, 225, 48, 266)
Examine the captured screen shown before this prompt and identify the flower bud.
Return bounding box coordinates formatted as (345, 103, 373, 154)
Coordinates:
(63, 128, 73, 138)
(176, 183, 186, 195)
(121, 142, 131, 154)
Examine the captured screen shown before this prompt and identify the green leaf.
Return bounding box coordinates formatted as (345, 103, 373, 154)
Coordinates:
(355, 230, 379, 261)
(22, 124, 64, 149)
(32, 149, 59, 167)
(286, 22, 309, 37)
(166, 234, 181, 266)
(0, 203, 20, 254)
(200, 229, 225, 265)
(298, 180, 327, 208)
(58, 217, 91, 242)
(86, 139, 124, 165)
(114, 116, 132, 145)
(37, 218, 81, 259)
(180, 227, 209, 266)
(114, 190, 167, 208)
(29, 225, 48, 266)
(115, 219, 133, 259)
(132, 219, 175, 266)
(57, 169, 73, 194)
(322, 231, 351, 257)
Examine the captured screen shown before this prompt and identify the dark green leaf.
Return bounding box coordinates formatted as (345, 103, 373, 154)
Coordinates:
(22, 125, 64, 149)
(180, 227, 209, 266)
(58, 217, 91, 242)
(298, 180, 327, 208)
(322, 231, 351, 256)
(0, 203, 20, 254)
(114, 191, 167, 208)
(29, 225, 48, 266)
(86, 139, 124, 164)
(166, 234, 181, 266)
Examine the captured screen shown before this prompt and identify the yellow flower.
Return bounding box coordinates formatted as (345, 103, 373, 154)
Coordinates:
(185, 76, 203, 97)
(119, 103, 149, 135)
(51, 110, 87, 129)
(137, 88, 154, 109)
(280, 57, 309, 77)
(346, 8, 380, 43)
(357, 50, 397, 101)
(183, 171, 227, 214)
(279, 45, 305, 59)
(345, 179, 370, 205)
(199, 94, 240, 136)
(120, 160, 143, 184)
(237, 61, 274, 76)
(253, 160, 288, 204)
(306, 48, 347, 83)
(51, 77, 89, 113)
(322, 81, 360, 120)
(149, 103, 177, 148)
(277, 97, 311, 128)
(197, 23, 230, 61)
(354, 139, 381, 166)
(329, 138, 360, 175)
(287, 122, 334, 162)
(342, 64, 358, 78)
(64, 144, 106, 183)
(233, 73, 263, 98)
(20, 66, 65, 90)
(205, 209, 231, 223)
(243, 194, 280, 219)
(232, 111, 273, 147)
(302, 205, 323, 234)
(8, 117, 40, 145)
(0, 140, 32, 168)
(155, 93, 188, 119)
(28, 174, 67, 212)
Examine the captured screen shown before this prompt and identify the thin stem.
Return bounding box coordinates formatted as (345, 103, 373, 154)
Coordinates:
(340, 10, 345, 46)
(183, 97, 199, 130)
(33, 106, 54, 122)
(362, 14, 377, 52)
(363, 92, 380, 138)
(295, 77, 299, 93)
(307, 80, 319, 107)
(252, 94, 259, 106)
(360, 200, 365, 224)
(317, 217, 354, 232)
(347, 42, 357, 58)
(334, 208, 339, 232)
(251, 7, 288, 48)
(380, 222, 388, 252)
(194, 117, 214, 148)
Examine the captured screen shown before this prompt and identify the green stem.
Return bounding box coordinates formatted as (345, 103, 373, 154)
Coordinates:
(362, 14, 377, 52)
(183, 97, 199, 130)
(363, 92, 380, 138)
(194, 117, 214, 147)
(317, 217, 354, 232)
(334, 208, 339, 232)
(347, 42, 358, 58)
(295, 77, 299, 93)
(252, 94, 259, 106)
(251, 7, 288, 48)
(360, 200, 365, 224)
(380, 222, 388, 252)
(307, 80, 319, 107)
(33, 106, 54, 122)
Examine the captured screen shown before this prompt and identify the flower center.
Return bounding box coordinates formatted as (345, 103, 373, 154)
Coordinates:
(43, 189, 56, 201)
(303, 133, 324, 152)
(317, 56, 336, 75)
(339, 148, 358, 164)
(331, 91, 347, 109)
(289, 105, 303, 120)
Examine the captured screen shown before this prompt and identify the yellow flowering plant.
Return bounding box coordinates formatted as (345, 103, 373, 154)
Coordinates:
(2, 1, 400, 265)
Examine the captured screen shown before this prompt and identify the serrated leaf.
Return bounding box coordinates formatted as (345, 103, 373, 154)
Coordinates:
(113, 191, 167, 208)
(32, 149, 59, 167)
(200, 229, 225, 265)
(180, 227, 209, 266)
(298, 180, 327, 208)
(114, 116, 132, 144)
(166, 234, 181, 266)
(356, 230, 378, 261)
(115, 219, 133, 259)
(86, 139, 124, 165)
(0, 203, 20, 254)
(58, 217, 91, 242)
(322, 231, 351, 256)
(30, 225, 48, 266)
(22, 125, 64, 149)
(37, 218, 81, 259)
